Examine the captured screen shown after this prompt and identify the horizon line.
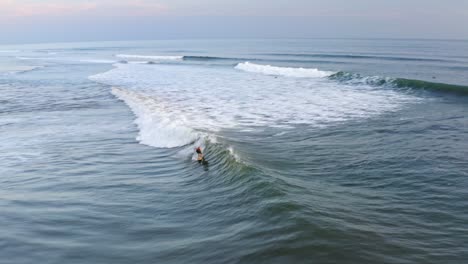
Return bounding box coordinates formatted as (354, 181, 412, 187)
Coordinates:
(2, 37, 468, 47)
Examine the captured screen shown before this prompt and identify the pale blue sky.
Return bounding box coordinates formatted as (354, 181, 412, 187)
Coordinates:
(1, 0, 467, 44)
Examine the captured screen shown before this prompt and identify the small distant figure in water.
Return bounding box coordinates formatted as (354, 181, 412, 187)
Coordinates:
(196, 147, 205, 163)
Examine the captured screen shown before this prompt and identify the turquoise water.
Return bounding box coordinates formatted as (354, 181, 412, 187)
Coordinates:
(1, 39, 467, 263)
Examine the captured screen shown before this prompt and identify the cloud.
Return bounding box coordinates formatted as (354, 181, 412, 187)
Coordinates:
(0, 0, 167, 18)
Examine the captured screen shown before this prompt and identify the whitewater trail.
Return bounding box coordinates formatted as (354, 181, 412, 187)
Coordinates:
(111, 87, 218, 162)
(235, 62, 334, 78)
(111, 87, 199, 148)
(90, 62, 421, 152)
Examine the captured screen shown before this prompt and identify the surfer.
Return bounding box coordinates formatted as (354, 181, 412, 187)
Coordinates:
(196, 147, 205, 163)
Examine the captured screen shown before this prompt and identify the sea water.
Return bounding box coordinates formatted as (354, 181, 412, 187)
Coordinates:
(1, 39, 467, 263)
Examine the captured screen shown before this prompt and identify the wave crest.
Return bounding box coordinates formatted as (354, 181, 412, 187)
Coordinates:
(235, 62, 334, 78)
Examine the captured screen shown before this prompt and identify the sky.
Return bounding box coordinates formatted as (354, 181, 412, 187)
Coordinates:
(1, 0, 468, 44)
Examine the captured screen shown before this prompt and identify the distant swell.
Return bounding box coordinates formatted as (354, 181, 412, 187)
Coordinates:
(183, 55, 236, 61)
(116, 55, 339, 65)
(235, 62, 334, 78)
(262, 53, 453, 62)
(330, 71, 468, 94)
(115, 54, 184, 61)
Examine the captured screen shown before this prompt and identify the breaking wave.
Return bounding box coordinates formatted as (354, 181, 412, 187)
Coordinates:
(110, 87, 240, 162)
(91, 62, 419, 140)
(235, 62, 334, 78)
(79, 59, 117, 64)
(111, 87, 199, 148)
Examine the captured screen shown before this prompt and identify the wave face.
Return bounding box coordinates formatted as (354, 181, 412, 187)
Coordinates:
(330, 71, 468, 94)
(90, 63, 419, 150)
(393, 78, 468, 94)
(235, 62, 334, 78)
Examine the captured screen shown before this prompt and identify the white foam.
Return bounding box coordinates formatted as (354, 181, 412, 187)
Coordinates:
(116, 54, 183, 61)
(235, 62, 334, 78)
(111, 87, 198, 148)
(0, 50, 20, 53)
(227, 146, 241, 161)
(127, 61, 152, 64)
(16, 57, 38, 60)
(90, 63, 420, 150)
(79, 59, 117, 64)
(19, 56, 118, 64)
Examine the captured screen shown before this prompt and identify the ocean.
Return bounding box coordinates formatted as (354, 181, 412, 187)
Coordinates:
(1, 39, 467, 263)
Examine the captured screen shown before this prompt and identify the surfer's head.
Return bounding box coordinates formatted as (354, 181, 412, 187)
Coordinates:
(196, 147, 202, 154)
